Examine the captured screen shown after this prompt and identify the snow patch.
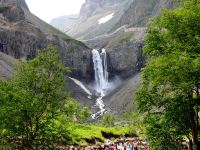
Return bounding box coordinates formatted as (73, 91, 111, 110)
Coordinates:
(98, 13, 114, 24)
(69, 77, 92, 97)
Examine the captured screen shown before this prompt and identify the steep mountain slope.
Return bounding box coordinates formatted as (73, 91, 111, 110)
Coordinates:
(51, 0, 176, 41)
(50, 15, 79, 33)
(0, 0, 92, 80)
(105, 73, 141, 116)
(111, 0, 177, 31)
(51, 0, 134, 40)
(0, 0, 29, 10)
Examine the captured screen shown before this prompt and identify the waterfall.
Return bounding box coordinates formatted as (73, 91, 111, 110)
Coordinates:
(92, 49, 110, 119)
(92, 49, 109, 95)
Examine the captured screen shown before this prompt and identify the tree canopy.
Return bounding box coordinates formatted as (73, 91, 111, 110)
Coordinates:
(135, 0, 200, 149)
(0, 46, 90, 148)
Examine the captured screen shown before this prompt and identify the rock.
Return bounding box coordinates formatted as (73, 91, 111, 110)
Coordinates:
(111, 0, 177, 31)
(107, 42, 143, 79)
(79, 0, 121, 21)
(66, 77, 96, 110)
(50, 15, 79, 33)
(0, 0, 29, 11)
(0, 0, 93, 80)
(0, 52, 18, 80)
(104, 73, 142, 116)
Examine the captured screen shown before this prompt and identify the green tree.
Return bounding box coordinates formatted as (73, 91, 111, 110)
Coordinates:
(135, 0, 200, 149)
(101, 113, 116, 127)
(0, 45, 70, 148)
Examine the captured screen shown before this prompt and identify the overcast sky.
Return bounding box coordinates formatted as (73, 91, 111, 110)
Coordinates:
(25, 0, 85, 23)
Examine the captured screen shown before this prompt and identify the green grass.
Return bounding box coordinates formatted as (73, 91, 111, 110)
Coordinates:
(63, 124, 134, 146)
(107, 31, 134, 49)
(0, 145, 11, 150)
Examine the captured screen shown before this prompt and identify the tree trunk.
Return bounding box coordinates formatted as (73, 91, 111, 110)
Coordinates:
(190, 114, 198, 149)
(189, 139, 193, 150)
(195, 87, 199, 150)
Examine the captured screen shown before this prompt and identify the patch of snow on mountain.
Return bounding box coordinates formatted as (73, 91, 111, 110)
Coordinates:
(98, 13, 114, 24)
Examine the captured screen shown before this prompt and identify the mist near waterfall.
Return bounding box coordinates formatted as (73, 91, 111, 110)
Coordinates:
(88, 76, 122, 95)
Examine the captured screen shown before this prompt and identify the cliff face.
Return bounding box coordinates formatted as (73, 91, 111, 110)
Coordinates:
(50, 15, 78, 33)
(108, 0, 176, 78)
(0, 0, 29, 10)
(111, 0, 177, 31)
(0, 0, 92, 80)
(79, 0, 122, 20)
(0, 52, 17, 80)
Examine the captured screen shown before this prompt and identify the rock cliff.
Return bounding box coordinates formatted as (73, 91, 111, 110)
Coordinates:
(0, 0, 29, 10)
(79, 0, 123, 21)
(0, 52, 17, 80)
(111, 0, 177, 31)
(0, 0, 92, 80)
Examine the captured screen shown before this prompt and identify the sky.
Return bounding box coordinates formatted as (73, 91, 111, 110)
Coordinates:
(25, 0, 85, 23)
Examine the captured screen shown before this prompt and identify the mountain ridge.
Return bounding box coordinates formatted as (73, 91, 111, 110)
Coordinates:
(51, 0, 134, 40)
(50, 15, 79, 33)
(0, 0, 29, 10)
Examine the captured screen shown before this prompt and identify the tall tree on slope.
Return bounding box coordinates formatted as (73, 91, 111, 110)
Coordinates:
(0, 46, 70, 148)
(135, 0, 200, 149)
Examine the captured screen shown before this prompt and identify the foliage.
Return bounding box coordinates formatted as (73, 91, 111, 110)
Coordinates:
(123, 111, 145, 138)
(135, 0, 200, 149)
(58, 124, 130, 146)
(0, 45, 72, 148)
(101, 113, 116, 127)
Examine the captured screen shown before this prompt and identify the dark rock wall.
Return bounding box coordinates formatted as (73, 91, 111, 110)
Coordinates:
(0, 29, 47, 58)
(0, 29, 93, 80)
(0, 1, 93, 81)
(0, 3, 26, 21)
(0, 0, 29, 10)
(107, 41, 143, 79)
(111, 0, 177, 31)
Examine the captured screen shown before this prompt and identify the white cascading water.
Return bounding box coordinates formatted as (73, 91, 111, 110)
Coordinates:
(92, 48, 109, 95)
(92, 49, 110, 119)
